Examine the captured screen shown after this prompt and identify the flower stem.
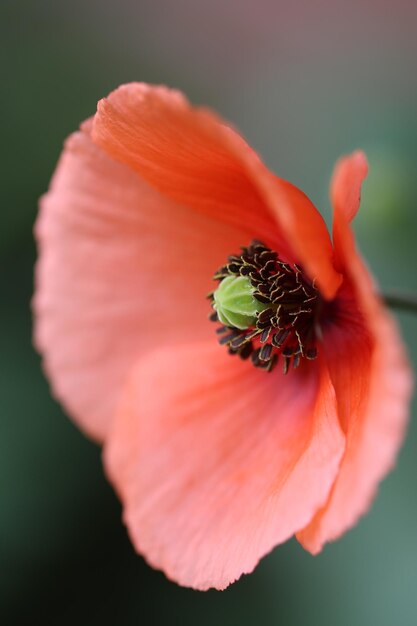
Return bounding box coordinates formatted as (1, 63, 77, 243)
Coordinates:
(383, 292, 417, 315)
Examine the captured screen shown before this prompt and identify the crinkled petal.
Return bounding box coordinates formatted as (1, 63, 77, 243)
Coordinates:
(34, 127, 250, 442)
(297, 152, 413, 553)
(92, 83, 342, 298)
(104, 341, 345, 590)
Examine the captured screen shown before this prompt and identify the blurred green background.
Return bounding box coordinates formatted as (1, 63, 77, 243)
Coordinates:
(2, 1, 417, 624)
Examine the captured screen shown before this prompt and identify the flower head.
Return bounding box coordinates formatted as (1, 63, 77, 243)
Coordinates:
(34, 83, 412, 590)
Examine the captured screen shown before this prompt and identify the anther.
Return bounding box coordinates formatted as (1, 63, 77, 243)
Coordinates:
(209, 240, 320, 373)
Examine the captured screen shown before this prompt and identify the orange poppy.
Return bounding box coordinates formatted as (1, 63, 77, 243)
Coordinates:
(34, 83, 412, 590)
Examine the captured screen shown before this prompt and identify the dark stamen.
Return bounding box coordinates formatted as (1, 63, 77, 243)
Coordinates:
(259, 344, 273, 362)
(209, 240, 320, 373)
(218, 331, 239, 345)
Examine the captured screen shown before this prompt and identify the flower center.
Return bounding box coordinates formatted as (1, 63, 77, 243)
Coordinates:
(209, 240, 320, 373)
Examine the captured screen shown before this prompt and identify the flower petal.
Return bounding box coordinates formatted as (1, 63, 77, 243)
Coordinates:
(297, 153, 413, 553)
(34, 127, 249, 442)
(92, 83, 342, 298)
(331, 150, 368, 270)
(104, 341, 345, 590)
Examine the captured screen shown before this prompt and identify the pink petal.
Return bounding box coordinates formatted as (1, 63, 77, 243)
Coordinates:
(104, 341, 345, 590)
(297, 153, 413, 553)
(331, 149, 368, 271)
(34, 127, 250, 441)
(93, 83, 342, 298)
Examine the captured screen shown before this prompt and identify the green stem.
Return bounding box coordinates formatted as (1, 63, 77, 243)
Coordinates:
(383, 292, 417, 315)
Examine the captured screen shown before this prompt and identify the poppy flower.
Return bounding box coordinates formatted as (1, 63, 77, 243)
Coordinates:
(34, 83, 412, 590)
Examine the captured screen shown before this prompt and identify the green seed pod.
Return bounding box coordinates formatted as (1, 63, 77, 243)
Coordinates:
(212, 275, 267, 330)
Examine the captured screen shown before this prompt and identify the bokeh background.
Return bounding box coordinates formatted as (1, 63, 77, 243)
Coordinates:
(2, 1, 417, 624)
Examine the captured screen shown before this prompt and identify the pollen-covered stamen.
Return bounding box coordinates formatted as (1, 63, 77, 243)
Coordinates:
(209, 240, 320, 373)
